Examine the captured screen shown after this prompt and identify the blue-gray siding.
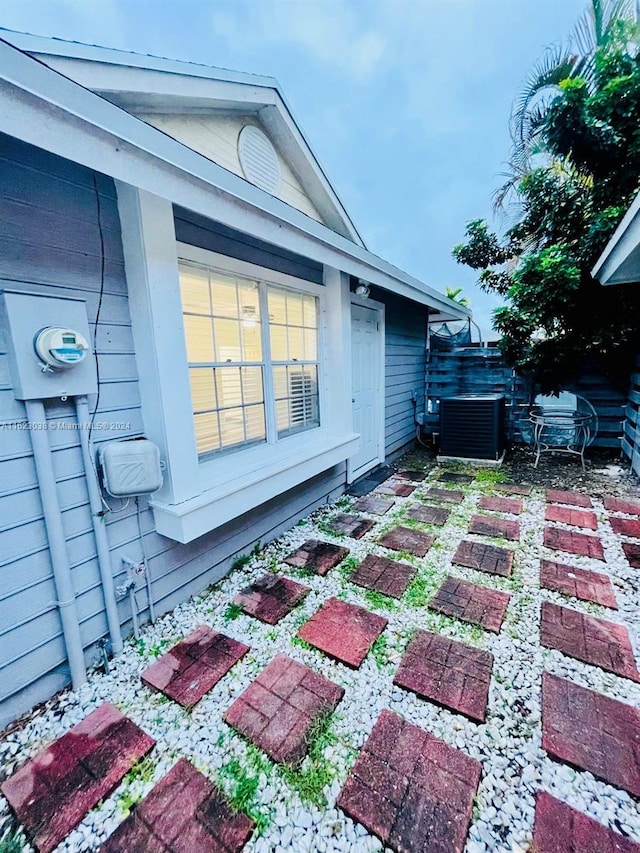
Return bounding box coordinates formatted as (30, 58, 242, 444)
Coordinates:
(0, 135, 345, 728)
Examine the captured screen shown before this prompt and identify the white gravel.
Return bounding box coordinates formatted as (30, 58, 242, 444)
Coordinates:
(1, 466, 639, 853)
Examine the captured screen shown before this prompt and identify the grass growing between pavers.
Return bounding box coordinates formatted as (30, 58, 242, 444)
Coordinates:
(218, 745, 272, 835)
(0, 827, 26, 853)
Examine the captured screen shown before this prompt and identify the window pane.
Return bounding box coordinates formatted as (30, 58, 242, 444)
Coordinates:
(287, 326, 304, 361)
(194, 412, 220, 454)
(180, 265, 210, 315)
(219, 407, 246, 448)
(270, 324, 288, 361)
(189, 368, 215, 413)
(216, 367, 242, 409)
(214, 318, 242, 362)
(272, 366, 288, 400)
(275, 398, 289, 433)
(303, 295, 316, 327)
(241, 367, 264, 404)
(273, 364, 319, 437)
(245, 405, 266, 441)
(286, 292, 304, 326)
(304, 328, 317, 361)
(210, 273, 239, 318)
(184, 315, 214, 363)
(238, 281, 260, 320)
(240, 321, 262, 361)
(268, 289, 287, 324)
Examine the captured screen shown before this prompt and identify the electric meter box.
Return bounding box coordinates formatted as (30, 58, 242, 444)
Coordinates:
(99, 439, 163, 497)
(1, 291, 97, 400)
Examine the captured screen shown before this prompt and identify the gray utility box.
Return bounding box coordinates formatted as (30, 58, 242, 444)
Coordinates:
(439, 394, 506, 461)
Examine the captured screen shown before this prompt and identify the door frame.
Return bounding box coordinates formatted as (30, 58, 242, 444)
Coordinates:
(347, 295, 386, 483)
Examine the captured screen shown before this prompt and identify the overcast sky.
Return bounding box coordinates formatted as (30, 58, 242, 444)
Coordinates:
(2, 0, 587, 338)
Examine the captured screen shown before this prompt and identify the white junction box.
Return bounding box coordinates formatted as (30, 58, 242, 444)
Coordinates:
(1, 291, 97, 400)
(99, 439, 163, 497)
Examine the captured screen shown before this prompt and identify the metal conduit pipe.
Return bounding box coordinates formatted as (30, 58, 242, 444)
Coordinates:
(25, 399, 87, 690)
(75, 396, 123, 654)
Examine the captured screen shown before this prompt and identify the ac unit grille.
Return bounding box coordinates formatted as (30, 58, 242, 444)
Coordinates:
(439, 396, 505, 460)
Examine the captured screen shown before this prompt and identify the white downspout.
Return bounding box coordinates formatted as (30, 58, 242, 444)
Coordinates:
(25, 399, 87, 690)
(75, 396, 123, 655)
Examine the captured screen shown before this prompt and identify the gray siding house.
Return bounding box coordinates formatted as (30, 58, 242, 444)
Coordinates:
(0, 33, 468, 728)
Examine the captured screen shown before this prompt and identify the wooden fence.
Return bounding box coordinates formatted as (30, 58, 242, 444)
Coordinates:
(623, 356, 640, 476)
(424, 347, 628, 450)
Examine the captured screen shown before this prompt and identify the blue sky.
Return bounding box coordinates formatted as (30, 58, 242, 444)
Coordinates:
(2, 0, 586, 337)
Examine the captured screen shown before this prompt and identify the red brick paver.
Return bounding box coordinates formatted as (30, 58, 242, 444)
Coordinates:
(439, 472, 474, 484)
(326, 513, 375, 539)
(284, 539, 350, 575)
(337, 709, 481, 853)
(453, 540, 514, 577)
(542, 672, 640, 797)
(546, 505, 598, 530)
(604, 496, 640, 516)
(540, 602, 640, 682)
(495, 482, 533, 496)
(544, 526, 605, 560)
(469, 514, 520, 542)
(540, 559, 618, 608)
(352, 495, 395, 515)
(546, 489, 593, 508)
(141, 626, 249, 707)
(233, 574, 310, 625)
(429, 576, 511, 633)
(378, 525, 434, 557)
(393, 630, 493, 722)
(1, 703, 155, 853)
(350, 554, 417, 598)
(424, 487, 464, 505)
(101, 758, 254, 853)
(298, 597, 388, 668)
(532, 791, 640, 853)
(610, 516, 640, 538)
(478, 496, 523, 515)
(405, 504, 451, 526)
(224, 654, 343, 765)
(396, 470, 427, 482)
(623, 542, 640, 569)
(376, 477, 416, 497)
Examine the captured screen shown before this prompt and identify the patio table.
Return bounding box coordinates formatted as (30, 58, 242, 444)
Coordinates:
(529, 407, 594, 471)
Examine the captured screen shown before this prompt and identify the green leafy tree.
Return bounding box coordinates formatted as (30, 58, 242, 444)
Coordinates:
(453, 10, 640, 393)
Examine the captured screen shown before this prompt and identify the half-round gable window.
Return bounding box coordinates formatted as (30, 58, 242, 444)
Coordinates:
(238, 125, 282, 195)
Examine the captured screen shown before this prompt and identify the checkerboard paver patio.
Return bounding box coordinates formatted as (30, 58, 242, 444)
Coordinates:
(478, 496, 523, 515)
(393, 630, 493, 722)
(233, 574, 310, 624)
(540, 602, 640, 682)
(405, 503, 450, 526)
(424, 487, 464, 504)
(540, 559, 618, 608)
(378, 525, 434, 557)
(325, 513, 375, 539)
(544, 526, 605, 560)
(283, 539, 350, 575)
(375, 477, 416, 497)
(350, 554, 417, 598)
(494, 482, 533, 496)
(546, 504, 598, 530)
(352, 495, 395, 515)
(1, 703, 155, 853)
(101, 758, 254, 853)
(532, 791, 640, 853)
(297, 597, 388, 668)
(337, 709, 481, 853)
(546, 489, 593, 508)
(469, 514, 520, 541)
(395, 470, 427, 482)
(224, 654, 344, 765)
(604, 496, 640, 516)
(453, 539, 514, 577)
(141, 626, 250, 707)
(610, 516, 640, 538)
(623, 542, 640, 568)
(438, 472, 474, 484)
(541, 672, 640, 797)
(429, 576, 511, 633)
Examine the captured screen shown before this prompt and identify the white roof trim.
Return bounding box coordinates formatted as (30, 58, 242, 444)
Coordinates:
(592, 189, 640, 285)
(0, 36, 469, 321)
(0, 29, 364, 246)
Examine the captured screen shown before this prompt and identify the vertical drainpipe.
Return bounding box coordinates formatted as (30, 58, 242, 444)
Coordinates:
(75, 395, 123, 655)
(25, 399, 87, 690)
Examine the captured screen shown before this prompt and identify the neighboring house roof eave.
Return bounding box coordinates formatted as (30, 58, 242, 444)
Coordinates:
(593, 189, 640, 285)
(0, 37, 468, 322)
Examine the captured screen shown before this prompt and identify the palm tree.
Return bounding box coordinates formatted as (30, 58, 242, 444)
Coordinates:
(445, 285, 471, 307)
(495, 0, 637, 211)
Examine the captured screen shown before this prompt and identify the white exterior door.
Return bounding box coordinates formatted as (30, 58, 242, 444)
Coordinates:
(350, 302, 383, 478)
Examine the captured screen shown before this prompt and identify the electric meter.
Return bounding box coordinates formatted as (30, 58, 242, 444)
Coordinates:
(34, 327, 89, 369)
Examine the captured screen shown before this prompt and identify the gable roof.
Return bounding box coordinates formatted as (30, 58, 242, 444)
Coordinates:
(0, 29, 364, 245)
(592, 189, 640, 285)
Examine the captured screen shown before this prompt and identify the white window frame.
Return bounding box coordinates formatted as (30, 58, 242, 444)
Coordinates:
(117, 186, 358, 543)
